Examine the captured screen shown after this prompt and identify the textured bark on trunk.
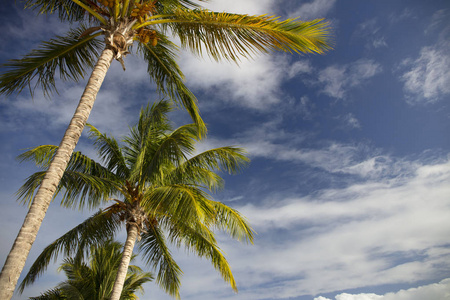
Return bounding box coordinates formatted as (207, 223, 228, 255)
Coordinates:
(110, 223, 139, 300)
(0, 48, 115, 300)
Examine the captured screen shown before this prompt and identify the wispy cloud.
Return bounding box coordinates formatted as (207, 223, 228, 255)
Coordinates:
(337, 113, 361, 130)
(181, 53, 297, 109)
(399, 9, 450, 104)
(352, 18, 388, 50)
(289, 0, 336, 20)
(202, 0, 273, 15)
(315, 278, 450, 300)
(318, 59, 382, 99)
(400, 45, 450, 104)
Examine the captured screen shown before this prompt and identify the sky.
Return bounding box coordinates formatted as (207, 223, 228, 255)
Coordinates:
(0, 0, 450, 299)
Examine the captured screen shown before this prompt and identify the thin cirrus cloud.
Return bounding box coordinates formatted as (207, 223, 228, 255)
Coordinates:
(352, 18, 388, 50)
(399, 9, 450, 105)
(400, 45, 450, 104)
(223, 158, 450, 299)
(288, 0, 337, 20)
(317, 59, 383, 99)
(314, 278, 450, 300)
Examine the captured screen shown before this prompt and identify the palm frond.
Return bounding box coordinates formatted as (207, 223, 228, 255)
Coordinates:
(58, 170, 117, 209)
(122, 101, 172, 169)
(162, 10, 331, 62)
(86, 124, 130, 178)
(156, 0, 205, 13)
(143, 184, 215, 224)
(18, 211, 121, 293)
(138, 222, 182, 298)
(0, 25, 102, 97)
(16, 171, 46, 206)
(16, 145, 119, 208)
(212, 201, 255, 244)
(167, 165, 224, 191)
(28, 288, 65, 300)
(137, 36, 206, 135)
(165, 218, 238, 292)
(122, 271, 153, 298)
(16, 145, 58, 170)
(24, 0, 87, 22)
(128, 123, 199, 184)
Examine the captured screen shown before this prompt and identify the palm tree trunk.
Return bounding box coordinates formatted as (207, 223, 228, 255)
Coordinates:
(0, 48, 115, 300)
(110, 223, 139, 300)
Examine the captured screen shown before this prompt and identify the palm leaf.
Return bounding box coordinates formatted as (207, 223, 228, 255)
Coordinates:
(143, 184, 215, 224)
(165, 218, 238, 292)
(16, 145, 58, 170)
(86, 124, 130, 179)
(162, 10, 331, 61)
(28, 288, 65, 300)
(137, 36, 205, 135)
(16, 145, 119, 208)
(138, 222, 182, 298)
(212, 201, 255, 243)
(0, 25, 102, 96)
(18, 211, 121, 293)
(24, 0, 87, 22)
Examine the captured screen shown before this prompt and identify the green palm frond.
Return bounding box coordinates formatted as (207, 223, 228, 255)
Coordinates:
(0, 25, 102, 96)
(28, 288, 65, 300)
(212, 201, 255, 244)
(165, 146, 248, 191)
(18, 211, 121, 293)
(24, 0, 87, 22)
(165, 218, 238, 292)
(58, 170, 117, 209)
(168, 164, 224, 191)
(16, 145, 58, 170)
(137, 37, 205, 135)
(16, 171, 46, 206)
(122, 101, 172, 169)
(16, 145, 118, 208)
(155, 0, 205, 13)
(129, 124, 199, 184)
(138, 222, 182, 298)
(156, 10, 331, 62)
(121, 271, 154, 299)
(143, 184, 215, 223)
(86, 124, 130, 178)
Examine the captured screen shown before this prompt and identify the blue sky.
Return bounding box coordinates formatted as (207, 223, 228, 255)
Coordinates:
(1, 0, 450, 299)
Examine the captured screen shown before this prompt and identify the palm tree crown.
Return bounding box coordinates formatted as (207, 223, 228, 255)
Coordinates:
(29, 240, 153, 300)
(18, 100, 254, 299)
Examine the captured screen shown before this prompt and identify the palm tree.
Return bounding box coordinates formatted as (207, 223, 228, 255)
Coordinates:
(28, 239, 153, 300)
(0, 1, 331, 297)
(17, 100, 254, 299)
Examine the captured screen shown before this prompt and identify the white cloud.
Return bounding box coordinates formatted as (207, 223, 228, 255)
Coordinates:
(181, 53, 292, 109)
(235, 158, 450, 298)
(400, 45, 450, 104)
(399, 9, 450, 104)
(352, 18, 388, 50)
(202, 0, 273, 15)
(315, 278, 450, 300)
(288, 60, 314, 79)
(318, 59, 382, 99)
(339, 113, 361, 129)
(289, 0, 336, 20)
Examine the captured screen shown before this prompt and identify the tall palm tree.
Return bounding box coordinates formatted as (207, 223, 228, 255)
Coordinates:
(0, 1, 331, 297)
(28, 239, 153, 300)
(17, 100, 254, 299)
